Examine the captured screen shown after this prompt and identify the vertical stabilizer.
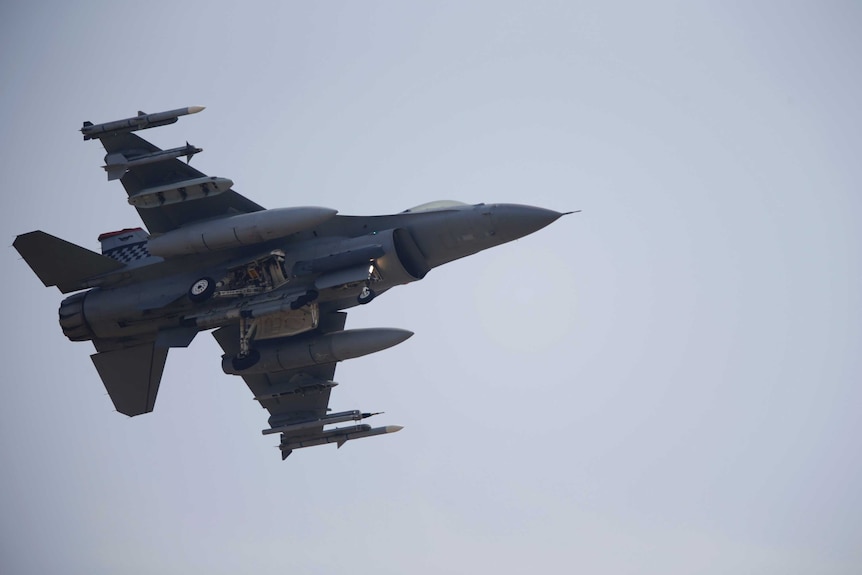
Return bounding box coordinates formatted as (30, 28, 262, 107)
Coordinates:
(98, 228, 152, 264)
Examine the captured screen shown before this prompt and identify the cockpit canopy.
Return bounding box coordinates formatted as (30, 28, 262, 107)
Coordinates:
(402, 200, 472, 213)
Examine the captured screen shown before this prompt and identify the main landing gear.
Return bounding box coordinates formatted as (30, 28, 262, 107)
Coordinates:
(188, 277, 215, 302)
(188, 251, 288, 304)
(231, 289, 320, 371)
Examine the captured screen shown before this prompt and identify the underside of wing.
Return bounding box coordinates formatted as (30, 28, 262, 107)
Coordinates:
(212, 312, 403, 460)
(99, 133, 264, 234)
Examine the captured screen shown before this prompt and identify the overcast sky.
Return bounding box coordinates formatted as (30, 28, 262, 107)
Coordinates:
(2, 2, 861, 574)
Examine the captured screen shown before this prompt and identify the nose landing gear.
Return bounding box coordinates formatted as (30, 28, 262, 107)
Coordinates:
(357, 285, 376, 305)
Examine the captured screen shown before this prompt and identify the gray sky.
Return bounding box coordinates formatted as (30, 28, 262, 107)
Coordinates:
(2, 2, 860, 574)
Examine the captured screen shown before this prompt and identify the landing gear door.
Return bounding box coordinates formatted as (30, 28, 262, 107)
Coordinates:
(253, 302, 320, 341)
(314, 264, 374, 291)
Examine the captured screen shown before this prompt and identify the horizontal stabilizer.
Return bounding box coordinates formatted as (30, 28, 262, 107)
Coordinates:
(14, 231, 124, 292)
(91, 342, 168, 416)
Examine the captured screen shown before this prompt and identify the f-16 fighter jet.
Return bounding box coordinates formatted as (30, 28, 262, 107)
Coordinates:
(14, 107, 569, 460)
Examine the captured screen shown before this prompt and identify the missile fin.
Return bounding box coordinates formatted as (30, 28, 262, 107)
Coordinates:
(106, 167, 126, 181)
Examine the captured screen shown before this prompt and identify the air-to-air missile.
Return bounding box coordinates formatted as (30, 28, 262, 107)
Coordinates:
(278, 424, 404, 458)
(103, 142, 203, 181)
(81, 106, 205, 140)
(263, 409, 381, 435)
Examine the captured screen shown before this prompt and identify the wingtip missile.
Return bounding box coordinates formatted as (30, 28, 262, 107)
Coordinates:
(278, 424, 404, 456)
(82, 106, 206, 140)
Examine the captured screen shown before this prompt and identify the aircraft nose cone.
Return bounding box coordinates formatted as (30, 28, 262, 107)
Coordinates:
(491, 204, 565, 241)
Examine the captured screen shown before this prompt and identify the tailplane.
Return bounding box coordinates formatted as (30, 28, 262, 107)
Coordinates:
(91, 342, 168, 416)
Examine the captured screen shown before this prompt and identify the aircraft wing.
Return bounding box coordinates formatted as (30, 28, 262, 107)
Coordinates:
(213, 312, 355, 460)
(98, 132, 265, 234)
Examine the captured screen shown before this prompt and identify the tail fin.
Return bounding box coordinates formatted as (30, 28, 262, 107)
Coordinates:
(97, 228, 151, 263)
(14, 230, 125, 293)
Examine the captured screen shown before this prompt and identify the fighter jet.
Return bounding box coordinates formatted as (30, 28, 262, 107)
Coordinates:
(14, 107, 569, 460)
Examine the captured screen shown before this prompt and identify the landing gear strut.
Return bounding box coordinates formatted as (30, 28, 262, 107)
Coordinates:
(230, 290, 321, 371)
(357, 262, 380, 304)
(231, 313, 261, 371)
(238, 313, 256, 357)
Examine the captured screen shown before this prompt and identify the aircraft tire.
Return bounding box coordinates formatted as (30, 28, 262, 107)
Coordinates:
(357, 286, 376, 305)
(188, 277, 215, 302)
(231, 349, 261, 371)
